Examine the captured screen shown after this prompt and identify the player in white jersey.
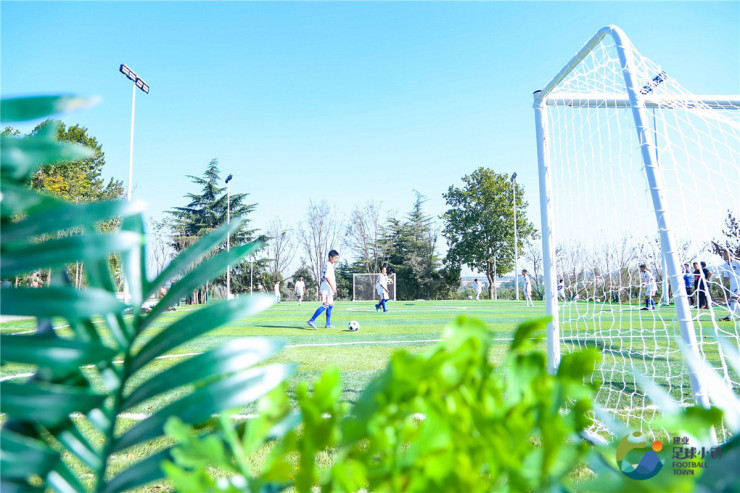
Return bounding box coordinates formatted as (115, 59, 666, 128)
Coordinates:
(294, 276, 306, 305)
(522, 270, 534, 307)
(719, 250, 740, 321)
(474, 279, 484, 301)
(375, 266, 393, 312)
(307, 250, 339, 329)
(640, 264, 657, 311)
(274, 281, 281, 304)
(557, 279, 566, 301)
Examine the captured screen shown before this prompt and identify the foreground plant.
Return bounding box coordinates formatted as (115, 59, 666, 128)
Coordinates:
(165, 316, 601, 492)
(0, 96, 292, 492)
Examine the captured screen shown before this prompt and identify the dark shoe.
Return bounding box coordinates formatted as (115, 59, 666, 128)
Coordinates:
(640, 307, 648, 311)
(719, 317, 732, 322)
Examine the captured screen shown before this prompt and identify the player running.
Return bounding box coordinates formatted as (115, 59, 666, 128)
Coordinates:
(719, 250, 740, 322)
(375, 265, 393, 312)
(474, 278, 484, 301)
(307, 250, 339, 330)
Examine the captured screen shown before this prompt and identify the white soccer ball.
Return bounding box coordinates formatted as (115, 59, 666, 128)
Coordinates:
(348, 320, 360, 332)
(468, 295, 473, 300)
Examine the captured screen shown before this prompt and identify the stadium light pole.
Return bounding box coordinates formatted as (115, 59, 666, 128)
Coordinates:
(226, 174, 233, 300)
(511, 172, 519, 301)
(119, 64, 149, 201)
(119, 64, 149, 305)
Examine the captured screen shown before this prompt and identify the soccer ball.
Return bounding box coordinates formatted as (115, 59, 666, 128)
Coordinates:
(468, 295, 473, 300)
(348, 320, 360, 332)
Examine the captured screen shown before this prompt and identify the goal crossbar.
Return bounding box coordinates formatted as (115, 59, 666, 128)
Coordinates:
(545, 94, 740, 110)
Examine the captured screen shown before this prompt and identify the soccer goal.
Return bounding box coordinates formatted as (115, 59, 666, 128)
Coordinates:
(534, 25, 740, 441)
(352, 273, 397, 302)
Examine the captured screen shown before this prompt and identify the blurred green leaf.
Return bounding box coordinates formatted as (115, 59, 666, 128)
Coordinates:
(146, 218, 252, 299)
(510, 316, 549, 351)
(112, 364, 295, 453)
(99, 449, 173, 493)
(1, 199, 145, 244)
(129, 295, 274, 374)
(0, 381, 106, 427)
(1, 132, 95, 181)
(123, 338, 286, 411)
(0, 182, 64, 218)
(139, 241, 262, 332)
(0, 95, 98, 123)
(0, 334, 116, 372)
(0, 286, 123, 318)
(0, 429, 59, 479)
(1, 231, 142, 276)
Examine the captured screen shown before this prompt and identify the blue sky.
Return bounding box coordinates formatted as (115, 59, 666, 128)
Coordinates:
(2, 1, 738, 270)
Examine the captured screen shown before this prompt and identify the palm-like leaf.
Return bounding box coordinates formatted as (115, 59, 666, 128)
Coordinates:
(0, 96, 292, 492)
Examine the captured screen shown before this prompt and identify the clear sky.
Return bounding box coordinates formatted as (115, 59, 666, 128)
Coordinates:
(2, 1, 738, 272)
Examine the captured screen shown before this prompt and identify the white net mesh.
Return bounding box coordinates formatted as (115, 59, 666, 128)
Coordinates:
(353, 273, 397, 302)
(539, 28, 740, 441)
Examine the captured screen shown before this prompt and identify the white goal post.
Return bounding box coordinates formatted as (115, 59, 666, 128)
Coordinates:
(534, 25, 740, 440)
(352, 273, 397, 302)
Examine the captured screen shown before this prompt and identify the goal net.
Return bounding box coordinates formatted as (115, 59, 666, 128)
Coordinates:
(353, 273, 397, 302)
(534, 26, 740, 441)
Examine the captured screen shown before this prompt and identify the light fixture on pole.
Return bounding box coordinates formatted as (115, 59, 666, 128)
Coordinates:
(226, 174, 233, 300)
(119, 63, 149, 305)
(119, 63, 149, 202)
(511, 172, 519, 301)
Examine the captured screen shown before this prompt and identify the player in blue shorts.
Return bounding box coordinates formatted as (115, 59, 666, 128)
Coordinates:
(307, 250, 339, 329)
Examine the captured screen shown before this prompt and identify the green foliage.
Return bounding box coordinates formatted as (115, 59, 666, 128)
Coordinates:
(26, 119, 124, 202)
(443, 167, 536, 290)
(385, 192, 459, 300)
(0, 96, 291, 492)
(166, 316, 600, 492)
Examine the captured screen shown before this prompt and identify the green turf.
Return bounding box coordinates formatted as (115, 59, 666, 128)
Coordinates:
(3, 299, 737, 490)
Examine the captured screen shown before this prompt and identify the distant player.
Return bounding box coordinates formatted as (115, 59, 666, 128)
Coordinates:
(719, 250, 740, 322)
(682, 263, 694, 306)
(307, 250, 339, 329)
(696, 261, 712, 310)
(295, 276, 306, 306)
(474, 278, 484, 301)
(375, 266, 393, 312)
(274, 281, 281, 304)
(640, 264, 656, 311)
(557, 279, 565, 301)
(522, 269, 534, 307)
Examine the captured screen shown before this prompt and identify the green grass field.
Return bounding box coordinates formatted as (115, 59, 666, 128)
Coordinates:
(3, 299, 737, 489)
(3, 299, 736, 413)
(1, 300, 548, 407)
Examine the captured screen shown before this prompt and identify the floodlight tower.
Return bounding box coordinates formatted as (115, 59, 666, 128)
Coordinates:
(511, 172, 519, 301)
(226, 174, 233, 300)
(119, 64, 149, 201)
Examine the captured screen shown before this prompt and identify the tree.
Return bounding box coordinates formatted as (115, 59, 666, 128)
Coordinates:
(265, 218, 296, 280)
(443, 168, 536, 299)
(297, 200, 342, 300)
(28, 120, 123, 201)
(4, 122, 124, 288)
(148, 218, 175, 277)
(385, 193, 457, 300)
(712, 210, 740, 257)
(168, 159, 257, 302)
(523, 237, 543, 299)
(345, 201, 389, 273)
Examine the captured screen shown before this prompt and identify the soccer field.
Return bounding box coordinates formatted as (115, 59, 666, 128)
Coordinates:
(1, 299, 710, 417)
(1, 300, 549, 413)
